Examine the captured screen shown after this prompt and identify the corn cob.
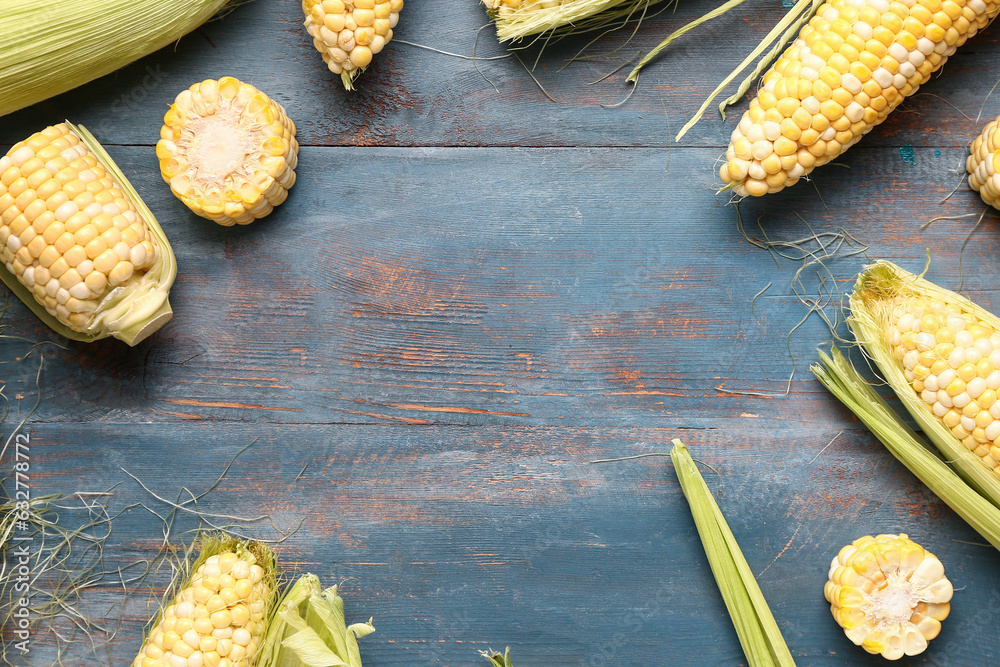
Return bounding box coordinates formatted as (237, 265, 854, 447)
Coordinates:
(132, 536, 277, 667)
(720, 0, 1000, 197)
(849, 262, 1000, 493)
(303, 0, 402, 90)
(0, 123, 176, 345)
(825, 534, 952, 660)
(156, 78, 299, 226)
(966, 114, 1000, 209)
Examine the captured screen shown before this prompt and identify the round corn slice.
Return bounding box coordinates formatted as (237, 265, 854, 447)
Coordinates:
(157, 77, 299, 226)
(0, 122, 176, 345)
(131, 536, 277, 667)
(967, 114, 1000, 209)
(825, 533, 952, 660)
(303, 0, 403, 90)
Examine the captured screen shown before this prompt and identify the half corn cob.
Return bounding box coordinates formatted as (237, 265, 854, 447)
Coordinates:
(849, 261, 1000, 500)
(966, 114, 1000, 209)
(825, 533, 952, 660)
(132, 536, 278, 667)
(303, 0, 403, 90)
(0, 123, 176, 345)
(0, 0, 236, 118)
(157, 77, 299, 226)
(720, 0, 1000, 196)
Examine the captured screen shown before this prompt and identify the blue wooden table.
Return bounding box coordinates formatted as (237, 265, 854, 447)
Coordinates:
(3, 0, 1000, 664)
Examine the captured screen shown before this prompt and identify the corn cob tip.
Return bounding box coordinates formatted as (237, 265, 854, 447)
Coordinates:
(721, 0, 1000, 197)
(132, 535, 278, 667)
(826, 533, 952, 660)
(967, 114, 1000, 209)
(303, 0, 403, 90)
(157, 77, 299, 226)
(0, 122, 176, 345)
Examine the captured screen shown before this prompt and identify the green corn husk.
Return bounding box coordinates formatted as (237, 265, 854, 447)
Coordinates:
(257, 573, 375, 667)
(812, 347, 1000, 550)
(481, 647, 514, 666)
(0, 123, 177, 346)
(670, 440, 796, 667)
(0, 0, 238, 118)
(848, 261, 1000, 508)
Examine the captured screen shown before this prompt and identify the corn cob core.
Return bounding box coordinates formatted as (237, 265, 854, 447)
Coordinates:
(132, 549, 272, 667)
(870, 285, 1000, 477)
(157, 77, 299, 227)
(825, 534, 952, 660)
(720, 0, 999, 197)
(303, 0, 402, 90)
(966, 114, 1000, 209)
(0, 124, 160, 331)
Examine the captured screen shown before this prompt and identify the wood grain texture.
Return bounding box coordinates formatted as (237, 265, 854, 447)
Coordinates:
(2, 0, 1000, 664)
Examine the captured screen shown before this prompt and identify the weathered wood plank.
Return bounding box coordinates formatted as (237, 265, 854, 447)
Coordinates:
(2, 0, 999, 150)
(16, 421, 1000, 665)
(0, 144, 993, 426)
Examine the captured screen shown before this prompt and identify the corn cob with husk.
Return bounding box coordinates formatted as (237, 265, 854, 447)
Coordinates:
(133, 533, 375, 667)
(848, 261, 1000, 506)
(966, 114, 1000, 209)
(303, 0, 403, 91)
(719, 0, 1000, 196)
(824, 534, 952, 660)
(156, 78, 299, 226)
(0, 0, 241, 118)
(0, 123, 176, 345)
(132, 535, 278, 667)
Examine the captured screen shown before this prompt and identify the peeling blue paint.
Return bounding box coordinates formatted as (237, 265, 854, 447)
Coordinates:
(899, 145, 917, 165)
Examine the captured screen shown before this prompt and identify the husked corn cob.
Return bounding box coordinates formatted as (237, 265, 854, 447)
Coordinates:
(721, 0, 1000, 197)
(132, 538, 277, 667)
(855, 264, 1000, 477)
(0, 123, 175, 345)
(157, 78, 299, 226)
(966, 114, 1000, 208)
(303, 0, 402, 90)
(825, 534, 952, 660)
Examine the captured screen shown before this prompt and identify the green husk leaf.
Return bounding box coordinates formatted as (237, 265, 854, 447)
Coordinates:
(848, 260, 1000, 509)
(660, 0, 823, 140)
(481, 647, 515, 666)
(670, 440, 796, 667)
(812, 346, 1000, 550)
(0, 0, 240, 117)
(0, 123, 177, 345)
(258, 576, 374, 667)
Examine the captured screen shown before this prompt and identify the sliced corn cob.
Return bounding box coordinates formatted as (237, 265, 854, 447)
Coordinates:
(825, 533, 952, 660)
(156, 77, 299, 227)
(849, 262, 1000, 499)
(303, 0, 402, 90)
(132, 536, 277, 667)
(720, 0, 1000, 196)
(966, 114, 1000, 208)
(0, 123, 176, 345)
